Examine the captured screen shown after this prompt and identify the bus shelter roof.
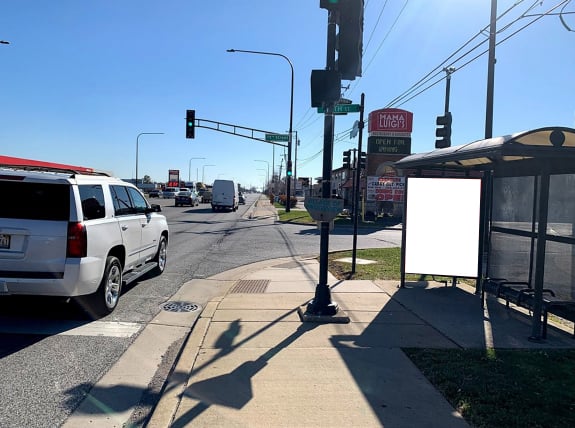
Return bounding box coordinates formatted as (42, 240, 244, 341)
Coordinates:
(394, 127, 575, 172)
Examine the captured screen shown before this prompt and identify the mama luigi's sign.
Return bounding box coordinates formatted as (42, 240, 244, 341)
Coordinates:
(368, 108, 413, 134)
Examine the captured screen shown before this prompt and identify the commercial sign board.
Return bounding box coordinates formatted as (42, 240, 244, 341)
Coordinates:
(367, 136, 411, 155)
(168, 169, 180, 187)
(366, 176, 405, 202)
(368, 108, 413, 134)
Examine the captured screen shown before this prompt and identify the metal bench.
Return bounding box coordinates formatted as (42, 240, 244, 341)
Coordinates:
(481, 278, 575, 338)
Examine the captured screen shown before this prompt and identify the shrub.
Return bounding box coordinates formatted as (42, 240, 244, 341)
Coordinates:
(278, 194, 297, 207)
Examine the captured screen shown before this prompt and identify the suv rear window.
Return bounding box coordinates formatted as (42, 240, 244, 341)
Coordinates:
(79, 184, 106, 220)
(0, 181, 70, 220)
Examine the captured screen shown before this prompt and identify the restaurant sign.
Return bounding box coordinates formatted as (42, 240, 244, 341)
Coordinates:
(368, 108, 413, 134)
(367, 136, 411, 155)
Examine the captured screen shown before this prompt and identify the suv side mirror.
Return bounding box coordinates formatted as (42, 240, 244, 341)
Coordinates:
(147, 204, 162, 213)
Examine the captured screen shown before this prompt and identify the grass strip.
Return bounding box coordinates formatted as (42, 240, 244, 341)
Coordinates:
(403, 348, 575, 428)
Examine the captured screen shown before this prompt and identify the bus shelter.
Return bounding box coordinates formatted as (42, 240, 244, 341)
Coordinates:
(394, 126, 575, 340)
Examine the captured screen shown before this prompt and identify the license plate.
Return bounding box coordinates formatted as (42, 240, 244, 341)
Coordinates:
(0, 234, 10, 249)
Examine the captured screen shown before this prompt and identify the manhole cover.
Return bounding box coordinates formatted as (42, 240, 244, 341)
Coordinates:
(160, 301, 201, 313)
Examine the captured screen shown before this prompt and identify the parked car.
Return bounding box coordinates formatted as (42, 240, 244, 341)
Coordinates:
(0, 164, 169, 318)
(175, 190, 200, 207)
(211, 179, 239, 212)
(148, 188, 163, 198)
(163, 187, 180, 198)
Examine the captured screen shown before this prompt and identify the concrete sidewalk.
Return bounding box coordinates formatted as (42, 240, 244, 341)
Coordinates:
(147, 255, 575, 428)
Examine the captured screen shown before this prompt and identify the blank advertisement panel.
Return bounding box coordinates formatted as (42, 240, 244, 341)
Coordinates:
(405, 177, 481, 277)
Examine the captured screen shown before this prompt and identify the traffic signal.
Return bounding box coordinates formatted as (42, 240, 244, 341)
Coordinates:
(286, 160, 293, 177)
(343, 150, 351, 169)
(321, 0, 364, 81)
(186, 110, 195, 139)
(435, 112, 452, 148)
(358, 151, 367, 170)
(311, 69, 341, 108)
(337, 0, 364, 81)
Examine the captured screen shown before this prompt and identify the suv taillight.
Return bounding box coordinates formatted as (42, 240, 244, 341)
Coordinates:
(67, 222, 87, 258)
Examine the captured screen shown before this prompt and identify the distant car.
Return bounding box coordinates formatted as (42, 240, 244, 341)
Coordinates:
(148, 189, 163, 198)
(239, 193, 245, 204)
(175, 190, 200, 207)
(163, 187, 180, 198)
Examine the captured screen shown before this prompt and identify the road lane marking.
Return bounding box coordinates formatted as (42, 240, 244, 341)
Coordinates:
(0, 319, 141, 338)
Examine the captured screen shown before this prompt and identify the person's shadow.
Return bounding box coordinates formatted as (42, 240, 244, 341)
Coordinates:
(172, 321, 316, 427)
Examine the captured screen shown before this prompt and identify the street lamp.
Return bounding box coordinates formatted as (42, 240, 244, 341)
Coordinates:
(227, 48, 294, 211)
(135, 132, 164, 187)
(189, 157, 206, 182)
(202, 164, 215, 183)
(254, 160, 270, 194)
(0, 40, 10, 45)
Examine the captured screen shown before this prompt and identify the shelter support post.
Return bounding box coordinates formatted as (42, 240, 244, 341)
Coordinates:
(530, 171, 550, 341)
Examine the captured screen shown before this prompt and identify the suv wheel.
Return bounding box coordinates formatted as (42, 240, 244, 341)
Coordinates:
(154, 236, 167, 274)
(77, 256, 122, 318)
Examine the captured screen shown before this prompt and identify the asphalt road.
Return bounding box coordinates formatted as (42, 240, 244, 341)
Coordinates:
(0, 193, 402, 427)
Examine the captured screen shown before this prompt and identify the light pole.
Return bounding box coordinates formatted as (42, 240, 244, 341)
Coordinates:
(227, 48, 294, 211)
(189, 157, 206, 182)
(254, 160, 270, 194)
(257, 168, 267, 192)
(135, 132, 164, 187)
(258, 174, 266, 193)
(202, 164, 215, 184)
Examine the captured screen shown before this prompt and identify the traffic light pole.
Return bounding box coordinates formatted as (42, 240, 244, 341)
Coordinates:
(351, 93, 365, 275)
(306, 7, 339, 316)
(443, 67, 455, 114)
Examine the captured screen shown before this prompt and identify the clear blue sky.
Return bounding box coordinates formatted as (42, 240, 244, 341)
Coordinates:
(1, 1, 573, 189)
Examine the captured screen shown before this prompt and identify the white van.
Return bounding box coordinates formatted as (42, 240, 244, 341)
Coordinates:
(211, 179, 238, 212)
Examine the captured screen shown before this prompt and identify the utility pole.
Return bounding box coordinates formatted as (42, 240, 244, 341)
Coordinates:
(485, 0, 497, 139)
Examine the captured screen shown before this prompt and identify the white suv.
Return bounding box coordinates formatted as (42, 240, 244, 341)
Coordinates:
(0, 165, 169, 318)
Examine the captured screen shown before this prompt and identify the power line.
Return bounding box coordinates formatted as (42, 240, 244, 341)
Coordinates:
(386, 0, 571, 108)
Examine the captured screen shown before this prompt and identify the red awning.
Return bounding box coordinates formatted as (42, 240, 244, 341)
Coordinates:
(0, 155, 94, 173)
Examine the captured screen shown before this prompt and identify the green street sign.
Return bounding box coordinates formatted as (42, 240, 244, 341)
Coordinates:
(317, 104, 361, 114)
(265, 133, 290, 142)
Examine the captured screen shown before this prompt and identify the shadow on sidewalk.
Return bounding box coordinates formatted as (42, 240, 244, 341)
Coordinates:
(170, 310, 319, 427)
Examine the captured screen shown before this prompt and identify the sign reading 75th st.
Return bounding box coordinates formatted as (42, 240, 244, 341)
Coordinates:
(317, 104, 361, 114)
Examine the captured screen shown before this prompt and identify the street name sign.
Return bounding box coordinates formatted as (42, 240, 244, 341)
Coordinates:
(265, 133, 290, 142)
(317, 104, 361, 114)
(304, 197, 344, 222)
